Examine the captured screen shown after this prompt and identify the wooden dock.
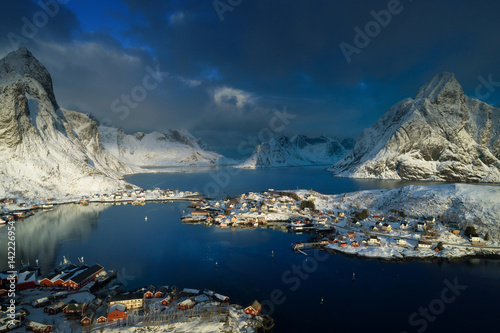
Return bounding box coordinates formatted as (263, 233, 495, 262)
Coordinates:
(291, 241, 329, 251)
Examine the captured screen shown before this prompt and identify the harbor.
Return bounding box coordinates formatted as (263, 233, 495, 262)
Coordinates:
(0, 258, 272, 333)
(1, 179, 500, 332)
(177, 188, 500, 261)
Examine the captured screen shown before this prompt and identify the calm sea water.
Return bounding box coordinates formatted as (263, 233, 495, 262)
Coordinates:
(2, 167, 499, 333)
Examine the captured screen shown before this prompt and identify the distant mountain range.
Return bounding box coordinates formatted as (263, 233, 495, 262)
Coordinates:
(1, 48, 498, 199)
(329, 72, 500, 182)
(99, 126, 234, 169)
(236, 135, 352, 168)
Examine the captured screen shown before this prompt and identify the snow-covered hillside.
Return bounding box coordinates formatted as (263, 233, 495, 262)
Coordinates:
(308, 183, 500, 239)
(0, 47, 132, 199)
(329, 73, 500, 182)
(237, 134, 350, 168)
(99, 126, 235, 169)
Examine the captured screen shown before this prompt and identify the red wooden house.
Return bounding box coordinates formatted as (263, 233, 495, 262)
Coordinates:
(64, 300, 87, 319)
(81, 307, 97, 326)
(81, 316, 92, 326)
(63, 264, 103, 290)
(155, 286, 168, 298)
(25, 321, 52, 333)
(47, 301, 66, 315)
(107, 304, 127, 322)
(244, 300, 261, 316)
(144, 285, 155, 299)
(178, 298, 197, 310)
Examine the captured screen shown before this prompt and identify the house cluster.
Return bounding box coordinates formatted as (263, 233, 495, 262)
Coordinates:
(101, 286, 231, 324)
(38, 264, 104, 290)
(1, 259, 244, 332)
(182, 190, 347, 232)
(84, 188, 201, 205)
(0, 261, 116, 333)
(1, 188, 203, 223)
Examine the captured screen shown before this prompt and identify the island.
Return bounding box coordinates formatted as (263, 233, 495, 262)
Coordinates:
(180, 183, 500, 261)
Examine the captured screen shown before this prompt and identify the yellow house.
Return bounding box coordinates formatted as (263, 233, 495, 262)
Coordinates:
(109, 292, 144, 310)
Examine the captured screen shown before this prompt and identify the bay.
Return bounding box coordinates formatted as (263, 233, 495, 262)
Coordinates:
(1, 167, 499, 333)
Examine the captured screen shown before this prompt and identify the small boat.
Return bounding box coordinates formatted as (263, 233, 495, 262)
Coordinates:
(145, 216, 148, 221)
(352, 272, 355, 281)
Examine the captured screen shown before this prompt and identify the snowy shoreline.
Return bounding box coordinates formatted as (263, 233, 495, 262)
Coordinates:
(3, 183, 500, 263)
(323, 246, 500, 263)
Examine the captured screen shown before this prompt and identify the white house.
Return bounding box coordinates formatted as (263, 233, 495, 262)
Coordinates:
(396, 239, 406, 246)
(418, 240, 432, 249)
(470, 234, 484, 243)
(368, 236, 380, 245)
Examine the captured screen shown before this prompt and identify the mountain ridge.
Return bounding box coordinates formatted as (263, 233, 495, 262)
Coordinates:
(236, 134, 351, 168)
(329, 72, 500, 182)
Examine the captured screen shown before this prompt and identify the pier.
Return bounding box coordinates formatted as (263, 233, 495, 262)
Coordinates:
(291, 241, 329, 252)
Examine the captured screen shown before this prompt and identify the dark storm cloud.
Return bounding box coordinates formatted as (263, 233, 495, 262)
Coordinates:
(115, 0, 500, 136)
(0, 0, 79, 53)
(1, 0, 499, 157)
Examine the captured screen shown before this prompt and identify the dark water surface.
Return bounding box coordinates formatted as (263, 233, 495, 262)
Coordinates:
(2, 167, 498, 333)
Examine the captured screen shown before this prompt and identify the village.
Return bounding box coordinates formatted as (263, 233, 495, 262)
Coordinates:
(2, 186, 500, 332)
(0, 258, 272, 333)
(180, 189, 500, 261)
(0, 188, 204, 224)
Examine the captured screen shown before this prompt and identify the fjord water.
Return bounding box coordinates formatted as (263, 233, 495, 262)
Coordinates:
(2, 167, 499, 332)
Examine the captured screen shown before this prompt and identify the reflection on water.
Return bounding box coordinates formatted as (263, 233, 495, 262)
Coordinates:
(0, 204, 108, 274)
(3, 168, 500, 332)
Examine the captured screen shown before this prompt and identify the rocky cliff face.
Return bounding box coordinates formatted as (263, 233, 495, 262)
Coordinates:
(0, 47, 132, 199)
(329, 73, 500, 182)
(237, 134, 350, 168)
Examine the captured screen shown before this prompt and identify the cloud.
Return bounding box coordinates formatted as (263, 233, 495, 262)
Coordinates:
(1, 0, 499, 156)
(213, 86, 254, 109)
(169, 11, 185, 25)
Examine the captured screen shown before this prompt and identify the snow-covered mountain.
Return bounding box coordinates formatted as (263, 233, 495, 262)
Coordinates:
(99, 126, 235, 169)
(329, 73, 500, 182)
(236, 134, 350, 168)
(0, 47, 132, 199)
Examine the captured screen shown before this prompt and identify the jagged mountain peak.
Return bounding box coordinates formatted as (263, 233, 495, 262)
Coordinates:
(237, 134, 351, 168)
(414, 72, 464, 103)
(330, 73, 500, 182)
(0, 47, 57, 106)
(272, 134, 291, 145)
(98, 125, 234, 168)
(0, 48, 132, 199)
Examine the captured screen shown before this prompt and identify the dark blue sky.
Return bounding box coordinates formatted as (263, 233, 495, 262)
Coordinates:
(1, 0, 499, 157)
